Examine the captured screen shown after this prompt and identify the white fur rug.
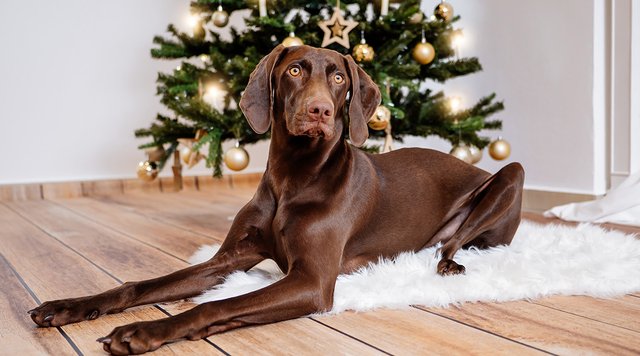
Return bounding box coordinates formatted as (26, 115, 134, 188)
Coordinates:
(189, 220, 640, 313)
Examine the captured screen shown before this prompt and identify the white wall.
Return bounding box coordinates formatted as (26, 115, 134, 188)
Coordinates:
(0, 0, 270, 184)
(0, 0, 612, 195)
(411, 0, 604, 195)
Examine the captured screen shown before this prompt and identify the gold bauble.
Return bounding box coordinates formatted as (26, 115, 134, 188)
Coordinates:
(468, 145, 483, 164)
(489, 137, 511, 161)
(282, 33, 304, 47)
(368, 105, 391, 130)
(136, 161, 158, 182)
(212, 6, 229, 27)
(450, 145, 473, 164)
(434, 1, 454, 22)
(224, 146, 250, 171)
(180, 146, 204, 168)
(180, 146, 193, 165)
(409, 11, 424, 24)
(352, 42, 375, 63)
(412, 41, 435, 65)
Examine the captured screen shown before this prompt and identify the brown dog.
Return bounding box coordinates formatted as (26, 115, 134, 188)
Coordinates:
(28, 45, 524, 354)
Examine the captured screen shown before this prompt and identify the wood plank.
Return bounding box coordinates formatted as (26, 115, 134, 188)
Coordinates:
(42, 182, 83, 200)
(95, 193, 238, 238)
(0, 254, 78, 355)
(421, 301, 640, 355)
(8, 200, 189, 283)
(0, 203, 221, 355)
(53, 197, 221, 262)
(122, 178, 161, 194)
(212, 318, 382, 355)
(7, 200, 380, 354)
(0, 183, 41, 201)
(534, 295, 640, 332)
(313, 308, 542, 355)
(81, 180, 123, 197)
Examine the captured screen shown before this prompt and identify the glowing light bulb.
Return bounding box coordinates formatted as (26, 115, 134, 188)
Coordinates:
(187, 14, 200, 28)
(202, 84, 227, 112)
(451, 30, 464, 50)
(449, 96, 462, 113)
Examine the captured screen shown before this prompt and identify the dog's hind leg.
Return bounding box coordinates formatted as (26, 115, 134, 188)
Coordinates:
(436, 162, 524, 276)
(28, 193, 275, 327)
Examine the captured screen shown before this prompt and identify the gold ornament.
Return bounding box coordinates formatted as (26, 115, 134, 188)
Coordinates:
(282, 32, 304, 47)
(224, 145, 250, 171)
(353, 43, 374, 62)
(434, 1, 454, 22)
(488, 137, 511, 161)
(212, 5, 229, 27)
(178, 129, 207, 168)
(180, 146, 205, 168)
(412, 40, 435, 65)
(450, 145, 473, 164)
(468, 145, 483, 164)
(368, 105, 391, 130)
(318, 1, 359, 49)
(136, 161, 159, 182)
(353, 30, 374, 62)
(409, 11, 424, 24)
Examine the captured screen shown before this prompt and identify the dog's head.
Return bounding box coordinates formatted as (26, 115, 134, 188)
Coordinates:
(239, 45, 381, 147)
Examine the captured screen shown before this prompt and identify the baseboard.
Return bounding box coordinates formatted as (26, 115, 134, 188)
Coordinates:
(1, 176, 597, 213)
(0, 173, 264, 202)
(522, 189, 599, 213)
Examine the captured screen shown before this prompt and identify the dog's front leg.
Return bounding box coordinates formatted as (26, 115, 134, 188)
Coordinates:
(29, 192, 276, 327)
(99, 267, 336, 355)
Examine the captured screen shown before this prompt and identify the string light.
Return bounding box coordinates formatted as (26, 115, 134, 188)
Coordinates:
(202, 83, 226, 112)
(186, 14, 200, 28)
(449, 96, 462, 113)
(451, 29, 464, 58)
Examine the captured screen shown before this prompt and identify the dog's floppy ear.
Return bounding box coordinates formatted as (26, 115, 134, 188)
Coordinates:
(344, 54, 381, 147)
(239, 45, 287, 134)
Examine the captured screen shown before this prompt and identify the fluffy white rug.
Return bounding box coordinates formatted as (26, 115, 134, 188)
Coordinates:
(189, 220, 640, 313)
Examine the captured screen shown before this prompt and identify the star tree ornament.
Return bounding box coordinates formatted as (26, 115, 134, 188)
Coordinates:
(318, 0, 358, 49)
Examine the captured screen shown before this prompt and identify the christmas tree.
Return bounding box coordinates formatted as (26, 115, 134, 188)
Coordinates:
(135, 0, 507, 180)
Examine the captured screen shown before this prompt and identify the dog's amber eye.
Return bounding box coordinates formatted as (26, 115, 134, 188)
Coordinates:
(334, 74, 344, 84)
(288, 66, 301, 77)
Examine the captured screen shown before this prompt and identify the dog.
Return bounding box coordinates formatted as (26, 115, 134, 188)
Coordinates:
(28, 45, 524, 354)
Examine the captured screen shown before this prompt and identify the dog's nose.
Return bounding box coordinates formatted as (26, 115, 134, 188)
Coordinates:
(307, 99, 334, 122)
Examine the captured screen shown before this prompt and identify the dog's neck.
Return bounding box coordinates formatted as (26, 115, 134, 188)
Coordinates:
(266, 112, 351, 187)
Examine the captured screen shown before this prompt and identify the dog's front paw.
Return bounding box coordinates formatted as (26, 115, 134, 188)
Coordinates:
(28, 298, 102, 327)
(98, 321, 170, 355)
(437, 259, 466, 276)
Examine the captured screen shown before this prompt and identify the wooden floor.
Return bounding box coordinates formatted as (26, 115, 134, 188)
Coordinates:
(1, 184, 639, 355)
